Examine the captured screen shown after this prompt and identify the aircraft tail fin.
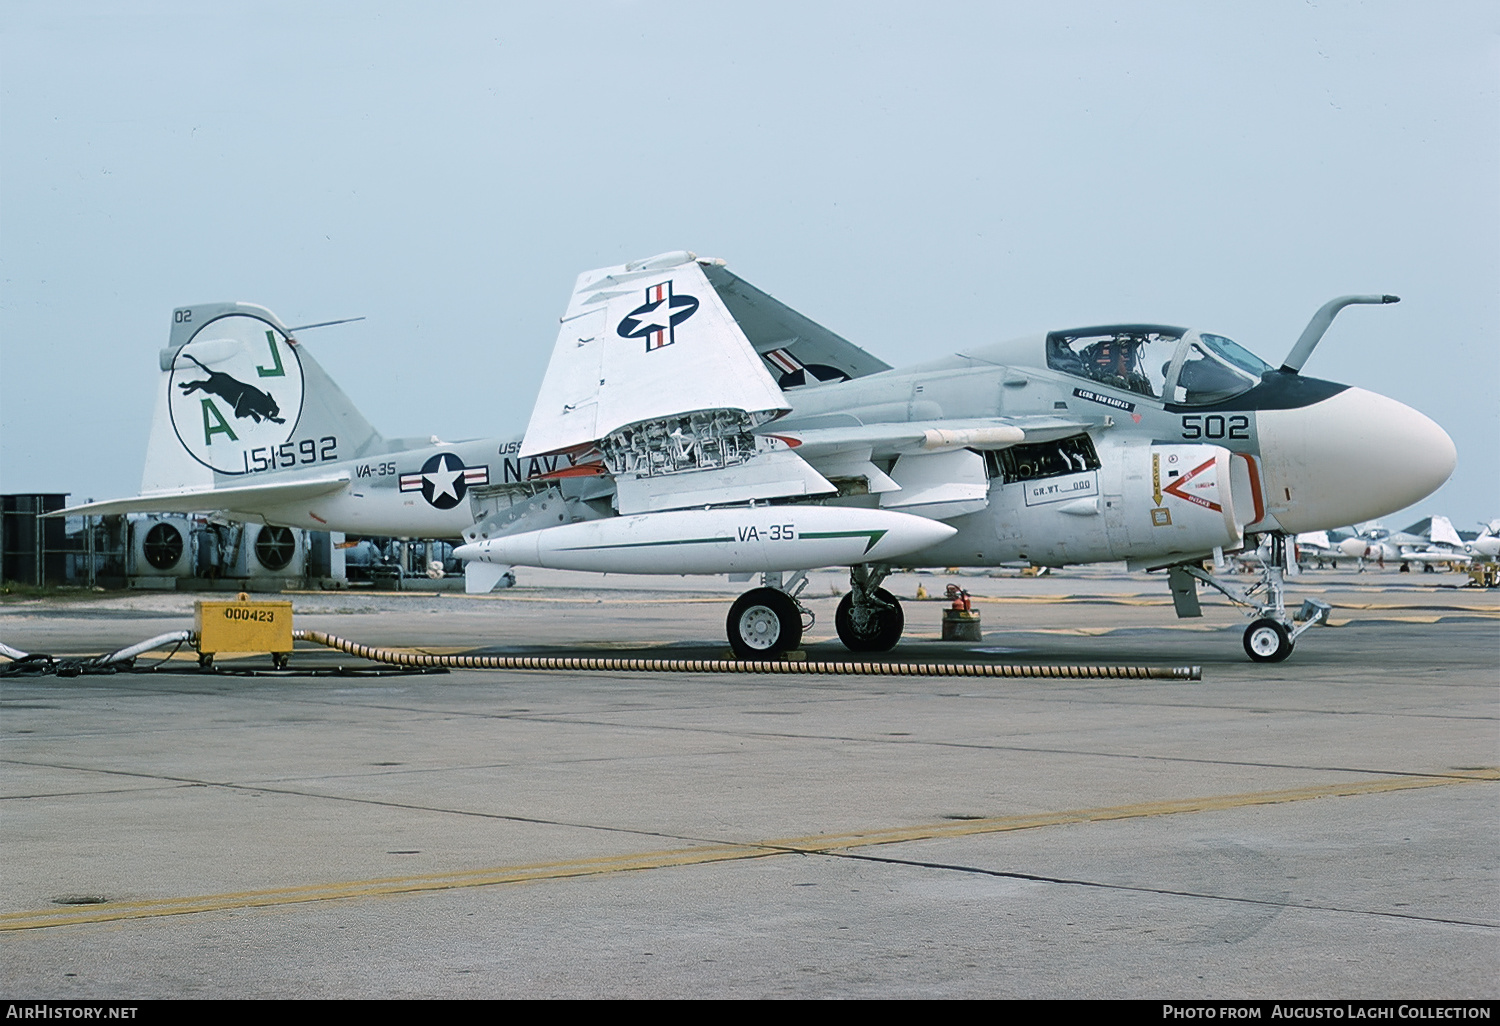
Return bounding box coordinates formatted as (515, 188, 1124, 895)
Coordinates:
(1399, 516, 1432, 538)
(142, 302, 386, 494)
(1428, 515, 1463, 548)
(698, 263, 891, 389)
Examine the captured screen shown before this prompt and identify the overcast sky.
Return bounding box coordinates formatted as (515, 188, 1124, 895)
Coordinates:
(2, 1, 1496, 530)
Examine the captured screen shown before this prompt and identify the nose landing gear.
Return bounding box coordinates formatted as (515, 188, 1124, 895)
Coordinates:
(1177, 533, 1332, 663)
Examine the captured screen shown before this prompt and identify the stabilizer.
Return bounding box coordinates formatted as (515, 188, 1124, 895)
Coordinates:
(53, 472, 350, 519)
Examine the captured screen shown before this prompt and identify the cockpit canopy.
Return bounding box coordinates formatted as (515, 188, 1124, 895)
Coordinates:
(1046, 324, 1273, 406)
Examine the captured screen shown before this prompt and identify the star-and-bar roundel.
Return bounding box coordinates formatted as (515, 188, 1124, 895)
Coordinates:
(762, 347, 852, 389)
(399, 453, 489, 509)
(617, 280, 699, 352)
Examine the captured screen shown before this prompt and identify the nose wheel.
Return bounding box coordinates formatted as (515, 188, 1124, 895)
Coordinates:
(1176, 532, 1332, 664)
(1243, 618, 1293, 663)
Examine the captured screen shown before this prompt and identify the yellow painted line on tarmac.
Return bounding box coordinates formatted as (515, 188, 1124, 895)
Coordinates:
(0, 846, 772, 933)
(766, 769, 1498, 851)
(1027, 625, 1224, 635)
(1319, 605, 1495, 616)
(284, 591, 1499, 612)
(969, 595, 1171, 606)
(960, 594, 1499, 613)
(289, 642, 699, 658)
(961, 596, 1500, 613)
(1334, 602, 1499, 612)
(2, 769, 1492, 932)
(1021, 612, 1495, 634)
(477, 594, 736, 605)
(1323, 613, 1498, 626)
(285, 590, 734, 604)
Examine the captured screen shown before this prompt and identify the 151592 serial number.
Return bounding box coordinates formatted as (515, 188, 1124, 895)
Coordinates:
(243, 436, 338, 473)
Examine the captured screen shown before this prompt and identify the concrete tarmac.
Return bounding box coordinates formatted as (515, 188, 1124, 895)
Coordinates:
(1, 567, 1496, 998)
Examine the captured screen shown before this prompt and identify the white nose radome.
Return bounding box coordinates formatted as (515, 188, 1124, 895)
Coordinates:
(1256, 387, 1456, 534)
(1337, 537, 1371, 559)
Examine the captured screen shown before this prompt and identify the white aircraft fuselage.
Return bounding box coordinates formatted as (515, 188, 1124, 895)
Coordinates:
(58, 257, 1457, 662)
(232, 331, 1452, 575)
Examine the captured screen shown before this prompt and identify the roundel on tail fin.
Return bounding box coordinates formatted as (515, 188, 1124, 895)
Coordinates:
(776, 363, 852, 389)
(166, 314, 305, 475)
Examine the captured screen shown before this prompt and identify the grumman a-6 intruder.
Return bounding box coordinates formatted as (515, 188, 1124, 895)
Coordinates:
(60, 251, 1456, 662)
(1338, 516, 1484, 572)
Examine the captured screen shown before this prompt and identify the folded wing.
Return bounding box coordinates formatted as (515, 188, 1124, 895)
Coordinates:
(522, 252, 835, 514)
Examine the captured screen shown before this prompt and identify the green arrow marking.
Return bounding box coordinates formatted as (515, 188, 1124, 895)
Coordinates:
(801, 529, 888, 554)
(560, 530, 890, 556)
(558, 536, 734, 552)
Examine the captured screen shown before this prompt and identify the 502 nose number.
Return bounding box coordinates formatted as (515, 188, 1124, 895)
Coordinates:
(1180, 415, 1249, 441)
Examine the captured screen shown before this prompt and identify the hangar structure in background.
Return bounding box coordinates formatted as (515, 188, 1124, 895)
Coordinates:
(58, 252, 1455, 662)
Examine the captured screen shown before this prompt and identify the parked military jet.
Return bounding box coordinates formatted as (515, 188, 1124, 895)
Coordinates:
(1464, 520, 1500, 562)
(1292, 531, 1347, 568)
(1236, 529, 1353, 572)
(58, 252, 1455, 662)
(1339, 516, 1475, 571)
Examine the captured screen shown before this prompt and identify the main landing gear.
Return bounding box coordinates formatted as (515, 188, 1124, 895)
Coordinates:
(726, 571, 814, 659)
(725, 565, 907, 658)
(835, 564, 904, 652)
(1178, 533, 1331, 663)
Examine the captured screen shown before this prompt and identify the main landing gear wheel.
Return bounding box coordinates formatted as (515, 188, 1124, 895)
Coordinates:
(835, 588, 904, 653)
(1243, 618, 1293, 663)
(727, 587, 803, 659)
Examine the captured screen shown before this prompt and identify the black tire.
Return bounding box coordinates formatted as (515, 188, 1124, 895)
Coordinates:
(1243, 618, 1293, 663)
(835, 588, 905, 652)
(727, 588, 802, 659)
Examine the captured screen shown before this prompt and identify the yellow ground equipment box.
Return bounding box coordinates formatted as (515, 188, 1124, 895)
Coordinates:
(195, 595, 293, 667)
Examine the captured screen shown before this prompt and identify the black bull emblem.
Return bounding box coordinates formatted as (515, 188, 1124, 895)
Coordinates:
(177, 354, 285, 424)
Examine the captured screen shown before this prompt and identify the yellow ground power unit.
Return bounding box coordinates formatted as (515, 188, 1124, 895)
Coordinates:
(194, 594, 293, 668)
